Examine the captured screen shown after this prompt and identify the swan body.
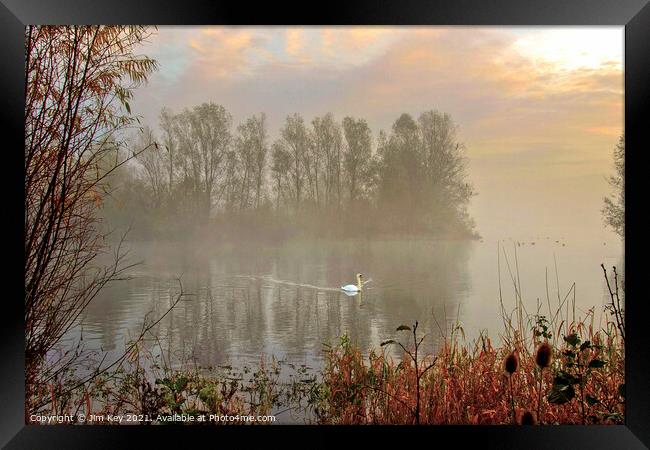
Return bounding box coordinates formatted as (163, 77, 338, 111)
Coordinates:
(341, 284, 361, 292)
(341, 273, 363, 293)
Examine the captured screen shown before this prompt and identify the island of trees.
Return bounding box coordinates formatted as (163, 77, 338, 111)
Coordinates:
(102, 105, 477, 241)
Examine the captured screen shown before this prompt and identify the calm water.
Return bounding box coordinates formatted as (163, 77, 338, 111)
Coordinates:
(71, 235, 623, 370)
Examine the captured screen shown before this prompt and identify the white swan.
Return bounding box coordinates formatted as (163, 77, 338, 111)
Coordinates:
(341, 273, 364, 293)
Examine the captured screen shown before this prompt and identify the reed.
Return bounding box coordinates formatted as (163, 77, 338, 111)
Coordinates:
(308, 259, 625, 425)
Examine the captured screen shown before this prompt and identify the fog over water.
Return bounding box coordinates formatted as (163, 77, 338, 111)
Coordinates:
(65, 26, 624, 371)
(72, 234, 622, 369)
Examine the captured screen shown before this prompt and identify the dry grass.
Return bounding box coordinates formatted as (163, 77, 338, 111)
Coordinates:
(310, 257, 625, 425)
(312, 322, 623, 425)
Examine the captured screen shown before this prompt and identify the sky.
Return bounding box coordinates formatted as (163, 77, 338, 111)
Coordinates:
(130, 26, 624, 243)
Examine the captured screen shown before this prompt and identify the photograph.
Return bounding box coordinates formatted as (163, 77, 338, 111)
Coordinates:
(24, 24, 627, 427)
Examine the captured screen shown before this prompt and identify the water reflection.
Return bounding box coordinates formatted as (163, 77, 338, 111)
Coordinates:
(75, 237, 622, 370)
(79, 239, 473, 368)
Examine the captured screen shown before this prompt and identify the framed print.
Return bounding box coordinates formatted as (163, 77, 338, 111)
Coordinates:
(2, 0, 649, 448)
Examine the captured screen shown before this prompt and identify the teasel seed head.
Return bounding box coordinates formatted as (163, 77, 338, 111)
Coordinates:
(519, 410, 537, 425)
(504, 350, 519, 375)
(535, 342, 552, 369)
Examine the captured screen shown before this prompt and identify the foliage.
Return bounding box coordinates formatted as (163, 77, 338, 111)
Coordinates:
(602, 134, 624, 238)
(24, 25, 158, 419)
(30, 353, 320, 425)
(310, 317, 623, 425)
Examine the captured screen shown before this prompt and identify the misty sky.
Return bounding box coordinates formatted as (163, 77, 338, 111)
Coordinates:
(130, 26, 624, 243)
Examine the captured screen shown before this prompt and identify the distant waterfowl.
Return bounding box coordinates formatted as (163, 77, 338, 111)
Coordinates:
(341, 273, 364, 293)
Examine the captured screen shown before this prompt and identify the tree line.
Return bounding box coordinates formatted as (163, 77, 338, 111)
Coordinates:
(102, 104, 477, 239)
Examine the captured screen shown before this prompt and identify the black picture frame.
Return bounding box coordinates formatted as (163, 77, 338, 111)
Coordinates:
(2, 0, 648, 448)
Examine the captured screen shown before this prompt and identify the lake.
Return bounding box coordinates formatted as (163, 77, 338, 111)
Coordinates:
(71, 235, 623, 372)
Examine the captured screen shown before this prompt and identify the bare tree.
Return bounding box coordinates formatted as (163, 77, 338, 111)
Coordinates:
(159, 107, 177, 207)
(342, 117, 373, 204)
(135, 126, 166, 208)
(312, 113, 343, 209)
(252, 114, 268, 209)
(271, 142, 291, 211)
(191, 103, 232, 218)
(235, 113, 268, 210)
(171, 103, 232, 219)
(278, 114, 309, 210)
(214, 149, 237, 212)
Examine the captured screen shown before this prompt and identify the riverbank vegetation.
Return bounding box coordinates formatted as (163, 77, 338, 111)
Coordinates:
(29, 264, 624, 425)
(24, 25, 158, 420)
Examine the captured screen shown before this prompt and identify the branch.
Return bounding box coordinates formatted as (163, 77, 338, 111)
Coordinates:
(34, 277, 186, 410)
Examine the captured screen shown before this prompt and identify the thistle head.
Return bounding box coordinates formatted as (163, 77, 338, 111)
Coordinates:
(535, 341, 552, 369)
